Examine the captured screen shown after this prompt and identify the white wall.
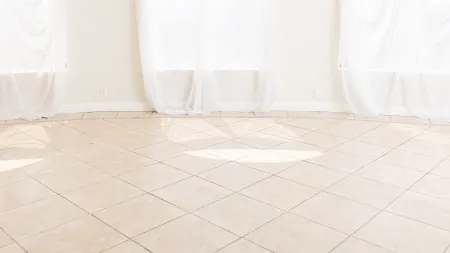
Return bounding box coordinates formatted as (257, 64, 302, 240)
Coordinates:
(62, 0, 345, 113)
(274, 0, 345, 111)
(63, 0, 148, 112)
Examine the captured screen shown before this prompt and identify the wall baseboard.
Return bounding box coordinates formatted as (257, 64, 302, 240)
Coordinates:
(271, 102, 349, 113)
(59, 102, 152, 114)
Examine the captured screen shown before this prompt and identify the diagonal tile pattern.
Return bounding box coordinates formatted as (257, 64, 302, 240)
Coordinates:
(0, 113, 449, 253)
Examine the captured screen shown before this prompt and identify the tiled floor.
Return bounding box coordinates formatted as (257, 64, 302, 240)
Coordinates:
(1, 112, 450, 252)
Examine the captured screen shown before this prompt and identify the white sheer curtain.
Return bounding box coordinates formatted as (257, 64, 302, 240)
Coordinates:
(0, 0, 66, 120)
(135, 0, 274, 114)
(340, 0, 450, 119)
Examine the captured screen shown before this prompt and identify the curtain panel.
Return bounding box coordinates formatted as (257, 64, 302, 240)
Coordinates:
(0, 0, 67, 120)
(135, 0, 276, 114)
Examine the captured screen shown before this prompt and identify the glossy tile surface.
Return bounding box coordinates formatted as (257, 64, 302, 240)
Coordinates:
(0, 114, 448, 253)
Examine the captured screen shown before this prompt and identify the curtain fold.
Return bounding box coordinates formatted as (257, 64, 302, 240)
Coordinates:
(0, 0, 66, 120)
(135, 0, 275, 114)
(340, 0, 450, 119)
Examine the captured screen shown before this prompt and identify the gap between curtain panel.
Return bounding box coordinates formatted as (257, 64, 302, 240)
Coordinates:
(0, 0, 67, 120)
(135, 0, 275, 115)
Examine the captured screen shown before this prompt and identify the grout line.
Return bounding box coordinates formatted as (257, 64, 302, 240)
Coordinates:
(1, 116, 448, 253)
(0, 227, 29, 253)
(326, 129, 447, 253)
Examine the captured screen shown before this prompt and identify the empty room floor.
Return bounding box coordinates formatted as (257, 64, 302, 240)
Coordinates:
(1, 112, 450, 253)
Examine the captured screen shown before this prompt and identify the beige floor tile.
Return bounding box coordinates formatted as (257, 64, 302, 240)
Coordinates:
(427, 125, 450, 136)
(285, 118, 340, 131)
(298, 132, 348, 149)
(0, 169, 29, 187)
(48, 113, 84, 121)
(327, 176, 403, 209)
(355, 212, 450, 253)
(234, 133, 288, 149)
(0, 196, 84, 240)
(431, 159, 450, 178)
(355, 162, 424, 188)
(0, 142, 58, 160)
(0, 132, 35, 149)
(388, 191, 450, 232)
(171, 118, 221, 132)
(151, 112, 180, 118)
(308, 150, 373, 173)
(287, 111, 321, 118)
(12, 122, 61, 132)
(278, 162, 348, 190)
(217, 239, 271, 253)
(255, 111, 288, 118)
(88, 152, 156, 176)
(5, 117, 450, 253)
(355, 123, 424, 148)
(272, 140, 326, 153)
(83, 112, 118, 119)
(106, 118, 169, 133)
(5, 119, 28, 125)
(391, 116, 430, 124)
(428, 125, 450, 133)
(171, 133, 228, 150)
(199, 162, 270, 191)
(241, 176, 318, 210)
(201, 117, 243, 127)
(0, 230, 13, 248)
(293, 192, 379, 234)
(0, 244, 25, 253)
(236, 150, 300, 174)
(377, 149, 442, 172)
(103, 241, 150, 253)
(415, 130, 450, 147)
(260, 124, 310, 140)
(399, 138, 450, 158)
(135, 141, 192, 162)
(67, 120, 138, 140)
(20, 215, 127, 253)
(119, 163, 189, 192)
(147, 125, 198, 141)
(135, 214, 237, 253)
(203, 141, 258, 161)
(95, 195, 185, 237)
(35, 164, 110, 193)
(411, 174, 450, 201)
(247, 213, 347, 253)
(153, 177, 232, 211)
(220, 112, 255, 117)
(0, 180, 55, 213)
(26, 125, 95, 149)
(163, 153, 228, 175)
(62, 178, 144, 213)
(331, 237, 393, 253)
(319, 120, 381, 139)
(109, 132, 167, 150)
(116, 112, 153, 119)
(105, 241, 149, 253)
(62, 141, 127, 163)
(318, 112, 355, 120)
(334, 140, 391, 160)
(203, 126, 252, 139)
(195, 194, 283, 236)
(222, 119, 273, 132)
(20, 152, 83, 177)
